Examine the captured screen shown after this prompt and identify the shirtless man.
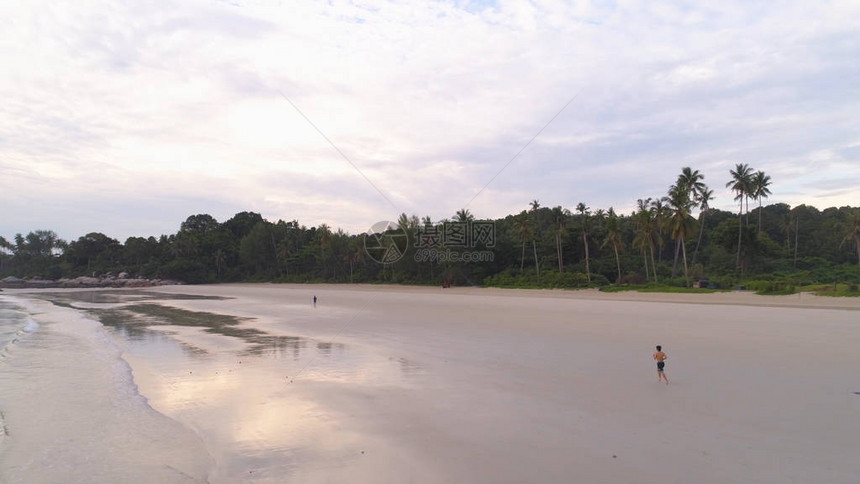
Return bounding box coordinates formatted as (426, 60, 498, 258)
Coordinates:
(653, 345, 669, 385)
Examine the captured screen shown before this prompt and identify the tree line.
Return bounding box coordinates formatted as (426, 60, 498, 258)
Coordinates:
(2, 166, 859, 288)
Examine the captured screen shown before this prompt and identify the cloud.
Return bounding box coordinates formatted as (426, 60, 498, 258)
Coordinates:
(1, 0, 859, 242)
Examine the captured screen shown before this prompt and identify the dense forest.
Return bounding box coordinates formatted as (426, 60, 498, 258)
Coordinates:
(2, 165, 859, 292)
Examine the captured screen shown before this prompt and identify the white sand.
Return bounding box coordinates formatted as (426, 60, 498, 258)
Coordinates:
(144, 284, 860, 483)
(3, 284, 859, 483)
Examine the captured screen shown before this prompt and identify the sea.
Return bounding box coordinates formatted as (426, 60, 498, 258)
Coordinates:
(0, 293, 211, 483)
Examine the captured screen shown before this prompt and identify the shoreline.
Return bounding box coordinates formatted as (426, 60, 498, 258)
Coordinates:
(5, 282, 859, 311)
(146, 283, 860, 311)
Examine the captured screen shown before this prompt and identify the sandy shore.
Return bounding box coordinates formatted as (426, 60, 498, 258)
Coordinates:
(2, 284, 859, 483)
(243, 284, 860, 310)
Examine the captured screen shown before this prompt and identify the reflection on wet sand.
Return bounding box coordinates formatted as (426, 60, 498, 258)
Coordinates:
(35, 289, 230, 305)
(36, 291, 309, 357)
(30, 289, 422, 482)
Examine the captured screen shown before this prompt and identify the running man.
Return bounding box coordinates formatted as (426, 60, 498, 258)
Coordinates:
(653, 345, 669, 385)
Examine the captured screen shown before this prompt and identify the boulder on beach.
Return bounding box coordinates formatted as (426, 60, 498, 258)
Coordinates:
(124, 279, 154, 288)
(75, 276, 101, 286)
(0, 274, 178, 288)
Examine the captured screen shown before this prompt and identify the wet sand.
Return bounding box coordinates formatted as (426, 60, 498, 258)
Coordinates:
(3, 284, 860, 483)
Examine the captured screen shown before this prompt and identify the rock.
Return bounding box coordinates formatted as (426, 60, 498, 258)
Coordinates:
(0, 274, 177, 289)
(124, 279, 153, 288)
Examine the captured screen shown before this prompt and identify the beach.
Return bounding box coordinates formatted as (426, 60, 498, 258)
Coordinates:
(1, 284, 858, 483)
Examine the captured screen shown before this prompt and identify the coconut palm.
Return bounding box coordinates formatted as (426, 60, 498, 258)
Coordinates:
(551, 206, 569, 272)
(691, 187, 714, 265)
(455, 209, 474, 222)
(602, 208, 624, 283)
(667, 184, 696, 286)
(650, 197, 670, 262)
(727, 163, 754, 266)
(512, 214, 533, 273)
(751, 171, 772, 232)
(677, 167, 706, 200)
(397, 213, 420, 247)
(633, 198, 657, 282)
(576, 202, 591, 283)
(528, 204, 542, 281)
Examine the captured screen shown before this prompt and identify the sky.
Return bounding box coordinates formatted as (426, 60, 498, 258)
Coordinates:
(1, 0, 859, 243)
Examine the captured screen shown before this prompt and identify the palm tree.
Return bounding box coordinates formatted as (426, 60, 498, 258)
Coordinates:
(513, 214, 533, 273)
(667, 184, 696, 286)
(551, 206, 569, 272)
(529, 204, 542, 282)
(751, 171, 772, 232)
(576, 202, 591, 283)
(691, 187, 714, 265)
(602, 208, 623, 283)
(455, 209, 474, 222)
(677, 167, 706, 199)
(650, 197, 670, 262)
(0, 236, 10, 273)
(727, 163, 754, 267)
(844, 212, 860, 275)
(398, 212, 420, 247)
(633, 198, 657, 283)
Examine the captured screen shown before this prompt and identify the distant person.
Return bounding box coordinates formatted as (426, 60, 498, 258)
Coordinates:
(653, 345, 669, 385)
(313, 295, 317, 307)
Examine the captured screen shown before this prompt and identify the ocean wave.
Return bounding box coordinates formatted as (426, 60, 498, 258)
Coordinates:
(0, 300, 38, 356)
(0, 318, 42, 355)
(0, 409, 8, 439)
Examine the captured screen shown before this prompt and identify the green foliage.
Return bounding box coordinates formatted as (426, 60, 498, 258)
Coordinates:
(483, 270, 598, 289)
(1, 190, 858, 289)
(157, 260, 211, 284)
(798, 283, 860, 297)
(745, 280, 797, 295)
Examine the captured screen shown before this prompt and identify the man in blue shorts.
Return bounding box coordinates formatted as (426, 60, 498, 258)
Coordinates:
(653, 345, 669, 385)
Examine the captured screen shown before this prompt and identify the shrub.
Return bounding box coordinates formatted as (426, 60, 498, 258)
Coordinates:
(746, 280, 796, 295)
(483, 271, 598, 289)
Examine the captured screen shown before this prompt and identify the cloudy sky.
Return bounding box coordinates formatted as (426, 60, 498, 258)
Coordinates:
(2, 0, 858, 243)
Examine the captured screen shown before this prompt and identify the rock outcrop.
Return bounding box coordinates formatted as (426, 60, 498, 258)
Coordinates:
(0, 275, 183, 289)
